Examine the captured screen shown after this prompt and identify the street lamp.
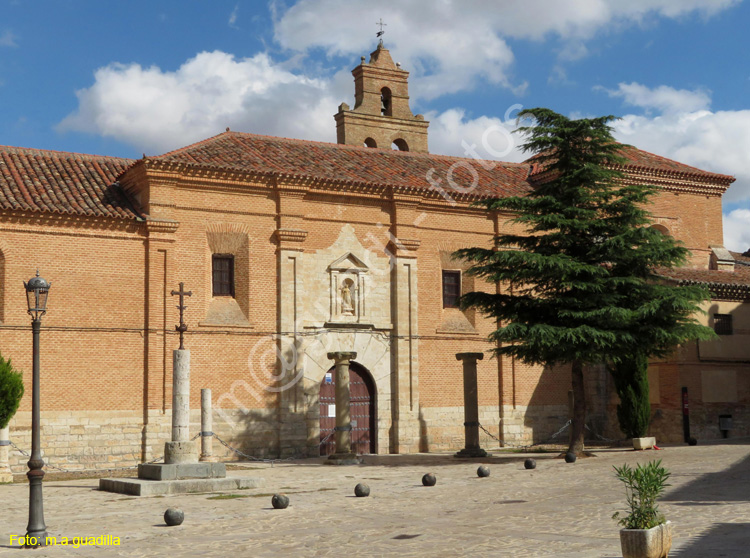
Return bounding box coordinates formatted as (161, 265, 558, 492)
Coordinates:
(23, 270, 50, 547)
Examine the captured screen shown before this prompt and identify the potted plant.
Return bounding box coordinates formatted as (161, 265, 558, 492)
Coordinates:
(612, 459, 672, 558)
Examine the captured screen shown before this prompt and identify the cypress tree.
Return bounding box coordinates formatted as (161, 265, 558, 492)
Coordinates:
(610, 353, 651, 439)
(455, 108, 715, 455)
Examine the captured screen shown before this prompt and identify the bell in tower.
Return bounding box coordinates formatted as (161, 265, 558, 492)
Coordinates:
(334, 42, 429, 153)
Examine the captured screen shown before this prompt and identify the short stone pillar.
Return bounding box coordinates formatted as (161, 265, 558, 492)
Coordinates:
(325, 351, 360, 465)
(455, 352, 488, 458)
(0, 426, 12, 483)
(165, 349, 197, 464)
(199, 388, 215, 462)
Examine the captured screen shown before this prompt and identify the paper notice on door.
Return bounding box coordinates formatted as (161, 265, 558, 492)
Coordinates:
(328, 404, 336, 417)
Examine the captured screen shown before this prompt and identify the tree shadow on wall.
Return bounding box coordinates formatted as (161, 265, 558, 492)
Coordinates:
(520, 363, 573, 445)
(209, 343, 322, 465)
(521, 362, 615, 446)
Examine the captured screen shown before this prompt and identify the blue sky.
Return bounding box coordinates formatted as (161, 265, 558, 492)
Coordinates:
(1, 0, 748, 250)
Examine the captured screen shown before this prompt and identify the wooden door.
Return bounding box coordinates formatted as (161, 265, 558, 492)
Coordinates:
(319, 364, 375, 455)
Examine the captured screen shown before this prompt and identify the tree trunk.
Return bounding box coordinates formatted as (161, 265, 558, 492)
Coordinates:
(568, 359, 586, 455)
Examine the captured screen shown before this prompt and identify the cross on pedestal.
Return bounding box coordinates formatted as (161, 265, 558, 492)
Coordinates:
(171, 282, 192, 350)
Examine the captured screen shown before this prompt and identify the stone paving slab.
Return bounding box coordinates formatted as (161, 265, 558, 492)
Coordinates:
(1, 442, 749, 557)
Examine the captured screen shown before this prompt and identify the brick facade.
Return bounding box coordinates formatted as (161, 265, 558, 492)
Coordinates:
(0, 45, 746, 473)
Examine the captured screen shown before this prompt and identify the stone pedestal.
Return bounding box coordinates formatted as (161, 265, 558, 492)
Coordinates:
(455, 353, 489, 458)
(326, 351, 361, 465)
(0, 426, 12, 483)
(165, 349, 197, 464)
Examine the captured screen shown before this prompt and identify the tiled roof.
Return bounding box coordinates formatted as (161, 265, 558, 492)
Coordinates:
(657, 266, 750, 287)
(528, 144, 735, 184)
(615, 145, 735, 183)
(0, 132, 738, 220)
(152, 132, 533, 198)
(0, 146, 138, 219)
(657, 263, 750, 301)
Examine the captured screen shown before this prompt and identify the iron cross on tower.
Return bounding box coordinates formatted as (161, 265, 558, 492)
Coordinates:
(376, 18, 386, 44)
(171, 282, 192, 350)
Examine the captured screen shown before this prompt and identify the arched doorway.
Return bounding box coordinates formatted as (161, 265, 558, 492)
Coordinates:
(319, 362, 376, 455)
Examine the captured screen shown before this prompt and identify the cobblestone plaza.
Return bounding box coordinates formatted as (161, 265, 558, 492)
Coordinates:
(1, 441, 748, 557)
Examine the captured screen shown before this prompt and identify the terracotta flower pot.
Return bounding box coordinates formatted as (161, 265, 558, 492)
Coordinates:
(619, 521, 672, 558)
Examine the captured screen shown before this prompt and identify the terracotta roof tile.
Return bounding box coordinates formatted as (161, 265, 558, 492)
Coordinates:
(615, 145, 735, 183)
(152, 132, 533, 198)
(0, 146, 138, 219)
(656, 266, 750, 287)
(527, 144, 735, 184)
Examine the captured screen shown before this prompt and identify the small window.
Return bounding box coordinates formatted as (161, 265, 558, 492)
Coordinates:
(212, 255, 235, 297)
(364, 137, 377, 148)
(442, 270, 461, 308)
(714, 314, 733, 335)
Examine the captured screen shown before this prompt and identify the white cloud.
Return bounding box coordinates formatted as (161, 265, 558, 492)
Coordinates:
(602, 82, 711, 114)
(272, 0, 739, 99)
(0, 30, 18, 47)
(58, 51, 339, 154)
(427, 108, 528, 164)
(609, 108, 750, 204)
(598, 82, 750, 249)
(723, 209, 750, 252)
(228, 4, 239, 29)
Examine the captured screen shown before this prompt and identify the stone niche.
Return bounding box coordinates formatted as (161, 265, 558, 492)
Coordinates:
(296, 224, 392, 331)
(327, 252, 369, 324)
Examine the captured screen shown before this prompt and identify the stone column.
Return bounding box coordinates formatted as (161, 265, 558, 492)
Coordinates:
(455, 353, 488, 458)
(200, 389, 214, 462)
(165, 349, 197, 464)
(0, 426, 12, 483)
(326, 351, 360, 465)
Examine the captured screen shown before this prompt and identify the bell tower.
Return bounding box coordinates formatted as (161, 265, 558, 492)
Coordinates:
(334, 42, 429, 153)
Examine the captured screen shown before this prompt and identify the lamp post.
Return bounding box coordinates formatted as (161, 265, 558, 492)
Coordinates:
(23, 271, 50, 547)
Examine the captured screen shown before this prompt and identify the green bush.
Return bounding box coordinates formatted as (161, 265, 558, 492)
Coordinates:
(0, 353, 24, 430)
(612, 459, 671, 530)
(610, 353, 651, 439)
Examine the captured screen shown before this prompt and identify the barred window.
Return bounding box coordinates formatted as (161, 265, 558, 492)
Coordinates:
(212, 255, 235, 297)
(442, 270, 461, 308)
(714, 313, 733, 336)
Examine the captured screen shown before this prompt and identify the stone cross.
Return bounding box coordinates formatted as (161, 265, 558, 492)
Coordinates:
(171, 282, 192, 350)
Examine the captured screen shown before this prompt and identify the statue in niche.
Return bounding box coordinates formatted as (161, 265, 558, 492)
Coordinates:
(340, 280, 355, 315)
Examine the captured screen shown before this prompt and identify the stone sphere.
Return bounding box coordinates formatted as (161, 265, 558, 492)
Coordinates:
(422, 473, 437, 486)
(688, 437, 698, 446)
(163, 507, 184, 526)
(524, 458, 536, 470)
(271, 493, 290, 509)
(564, 452, 577, 463)
(477, 465, 490, 478)
(354, 483, 370, 497)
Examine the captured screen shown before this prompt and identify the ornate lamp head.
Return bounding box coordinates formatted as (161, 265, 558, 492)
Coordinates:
(24, 270, 51, 321)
